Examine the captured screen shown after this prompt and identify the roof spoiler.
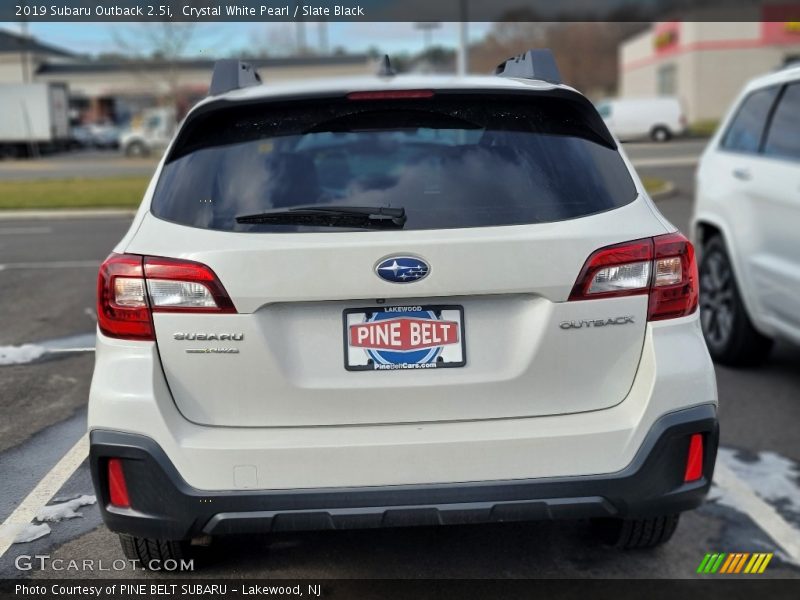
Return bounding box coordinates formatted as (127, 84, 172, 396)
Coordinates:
(495, 49, 561, 85)
(209, 59, 262, 96)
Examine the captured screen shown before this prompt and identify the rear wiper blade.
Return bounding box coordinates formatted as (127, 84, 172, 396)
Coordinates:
(235, 205, 407, 229)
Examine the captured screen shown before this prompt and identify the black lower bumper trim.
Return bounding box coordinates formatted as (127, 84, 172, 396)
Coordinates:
(90, 404, 718, 540)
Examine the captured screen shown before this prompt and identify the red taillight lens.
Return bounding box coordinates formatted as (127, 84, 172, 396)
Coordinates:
(346, 90, 434, 100)
(649, 233, 699, 321)
(107, 458, 131, 508)
(684, 434, 704, 482)
(97, 254, 153, 340)
(97, 253, 236, 340)
(569, 233, 698, 322)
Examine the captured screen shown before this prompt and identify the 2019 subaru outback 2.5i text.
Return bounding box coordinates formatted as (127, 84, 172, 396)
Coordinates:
(88, 52, 718, 566)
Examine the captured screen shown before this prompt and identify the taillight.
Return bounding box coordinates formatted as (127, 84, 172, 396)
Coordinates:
(97, 254, 153, 340)
(649, 233, 699, 321)
(144, 256, 236, 313)
(97, 253, 235, 341)
(569, 233, 698, 321)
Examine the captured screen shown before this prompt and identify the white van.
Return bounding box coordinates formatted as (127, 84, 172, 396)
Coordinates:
(596, 97, 686, 142)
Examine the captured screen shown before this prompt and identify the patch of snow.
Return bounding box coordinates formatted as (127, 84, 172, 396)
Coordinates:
(714, 447, 800, 522)
(35, 495, 96, 522)
(12, 523, 51, 544)
(40, 332, 96, 352)
(0, 344, 46, 366)
(710, 447, 800, 566)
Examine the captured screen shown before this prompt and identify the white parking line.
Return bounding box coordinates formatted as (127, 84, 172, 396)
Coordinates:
(0, 209, 135, 220)
(0, 227, 52, 235)
(0, 433, 89, 558)
(714, 460, 800, 564)
(631, 157, 699, 167)
(631, 156, 699, 168)
(0, 260, 100, 270)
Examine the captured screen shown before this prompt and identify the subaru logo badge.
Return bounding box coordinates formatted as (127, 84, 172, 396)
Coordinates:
(375, 256, 430, 283)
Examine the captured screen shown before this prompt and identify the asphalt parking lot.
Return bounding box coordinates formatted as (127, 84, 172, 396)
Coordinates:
(0, 140, 799, 580)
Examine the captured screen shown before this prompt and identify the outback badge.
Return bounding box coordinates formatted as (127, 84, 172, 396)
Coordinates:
(560, 316, 635, 330)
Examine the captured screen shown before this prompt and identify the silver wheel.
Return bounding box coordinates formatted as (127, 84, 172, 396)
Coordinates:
(125, 141, 147, 157)
(651, 126, 671, 142)
(700, 251, 735, 350)
(698, 236, 772, 365)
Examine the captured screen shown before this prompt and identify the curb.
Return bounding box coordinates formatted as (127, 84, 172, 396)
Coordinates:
(648, 180, 677, 201)
(0, 209, 136, 220)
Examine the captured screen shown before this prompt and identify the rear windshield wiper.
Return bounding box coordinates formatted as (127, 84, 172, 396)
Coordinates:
(235, 205, 407, 229)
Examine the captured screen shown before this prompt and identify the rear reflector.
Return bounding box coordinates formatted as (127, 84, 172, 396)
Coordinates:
(684, 434, 704, 482)
(107, 458, 131, 508)
(97, 254, 235, 341)
(347, 90, 434, 100)
(569, 233, 698, 321)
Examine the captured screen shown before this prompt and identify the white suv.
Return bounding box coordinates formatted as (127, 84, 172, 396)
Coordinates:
(89, 52, 718, 566)
(693, 64, 800, 366)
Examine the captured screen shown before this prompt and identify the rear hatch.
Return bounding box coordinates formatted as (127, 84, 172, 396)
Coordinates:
(128, 89, 666, 427)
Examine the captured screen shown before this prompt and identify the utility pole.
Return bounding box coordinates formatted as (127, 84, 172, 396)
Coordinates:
(414, 22, 441, 51)
(457, 1, 469, 76)
(318, 21, 329, 55)
(20, 20, 31, 83)
(296, 20, 306, 54)
(294, 1, 306, 54)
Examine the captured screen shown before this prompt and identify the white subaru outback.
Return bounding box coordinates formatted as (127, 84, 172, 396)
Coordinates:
(88, 52, 718, 566)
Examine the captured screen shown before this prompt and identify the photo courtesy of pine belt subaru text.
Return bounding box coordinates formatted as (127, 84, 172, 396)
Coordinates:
(88, 52, 719, 567)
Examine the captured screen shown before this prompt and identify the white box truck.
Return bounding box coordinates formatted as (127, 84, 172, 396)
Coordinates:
(0, 82, 71, 158)
(595, 97, 686, 142)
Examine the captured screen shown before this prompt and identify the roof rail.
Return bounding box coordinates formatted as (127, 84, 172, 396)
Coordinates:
(209, 59, 262, 96)
(495, 49, 561, 85)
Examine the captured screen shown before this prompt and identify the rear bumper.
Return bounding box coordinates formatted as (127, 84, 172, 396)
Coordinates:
(90, 404, 718, 541)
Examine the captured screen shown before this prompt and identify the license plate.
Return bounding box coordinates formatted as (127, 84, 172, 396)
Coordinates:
(343, 305, 466, 371)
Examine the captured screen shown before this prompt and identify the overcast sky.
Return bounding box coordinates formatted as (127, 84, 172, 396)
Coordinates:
(1, 22, 493, 57)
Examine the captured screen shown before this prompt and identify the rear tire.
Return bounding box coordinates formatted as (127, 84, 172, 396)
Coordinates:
(592, 514, 680, 549)
(650, 126, 672, 142)
(118, 534, 193, 569)
(124, 141, 148, 157)
(699, 236, 773, 366)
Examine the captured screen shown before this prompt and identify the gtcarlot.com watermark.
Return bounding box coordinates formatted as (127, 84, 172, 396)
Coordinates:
(15, 554, 194, 572)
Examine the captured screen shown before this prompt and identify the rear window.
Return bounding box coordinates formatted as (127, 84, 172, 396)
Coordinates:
(151, 94, 637, 232)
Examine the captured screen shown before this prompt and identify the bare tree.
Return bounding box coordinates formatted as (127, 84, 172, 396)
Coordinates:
(245, 23, 313, 58)
(112, 23, 196, 112)
(471, 21, 648, 97)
